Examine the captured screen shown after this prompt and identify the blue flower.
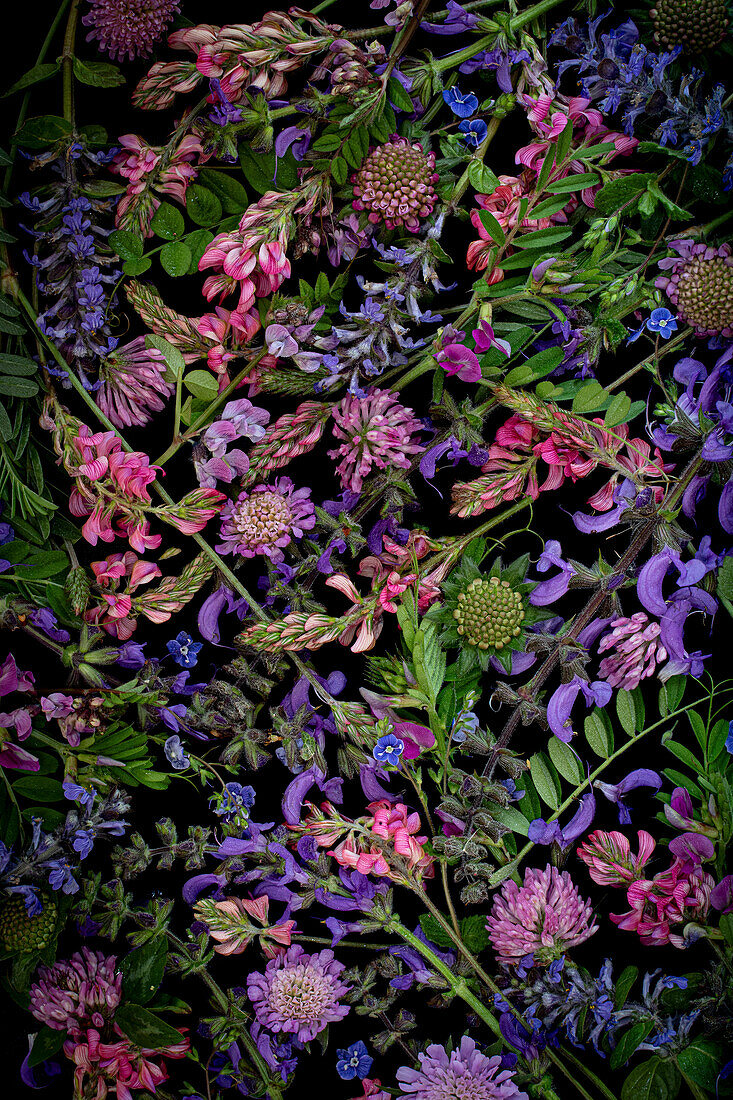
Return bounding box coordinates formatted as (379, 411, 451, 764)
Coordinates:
(212, 782, 256, 822)
(442, 87, 479, 118)
(372, 733, 404, 765)
(726, 721, 733, 755)
(646, 307, 678, 338)
(62, 781, 96, 808)
(458, 118, 488, 147)
(166, 631, 203, 669)
(336, 1041, 373, 1081)
(164, 734, 191, 771)
(47, 860, 79, 895)
(72, 829, 94, 860)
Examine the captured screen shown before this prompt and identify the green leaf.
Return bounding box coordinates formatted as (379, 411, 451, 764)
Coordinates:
(547, 737, 584, 784)
(12, 776, 64, 802)
(530, 195, 575, 220)
(185, 228, 214, 273)
(122, 256, 152, 277)
(418, 913, 453, 948)
(611, 1020, 655, 1070)
(545, 172, 600, 194)
(73, 58, 125, 87)
(604, 393, 632, 427)
(186, 184, 222, 227)
(594, 173, 654, 216)
(460, 914, 488, 954)
(615, 965, 638, 1008)
(528, 752, 560, 809)
(16, 550, 68, 579)
(0, 355, 37, 376)
(160, 241, 193, 277)
(537, 144, 556, 192)
(616, 689, 638, 737)
(555, 119, 574, 165)
(620, 1057, 681, 1100)
(197, 168, 248, 213)
(13, 114, 72, 150)
(585, 708, 614, 758)
(341, 133, 364, 171)
(109, 229, 144, 260)
(387, 76, 415, 113)
(0, 376, 38, 397)
(312, 133, 342, 153)
(115, 1003, 184, 1048)
(150, 202, 184, 240)
(503, 348, 564, 387)
(3, 63, 60, 98)
(676, 1041, 722, 1092)
(331, 156, 348, 186)
(120, 938, 168, 1004)
(22, 805, 65, 830)
(0, 401, 11, 442)
(145, 335, 185, 379)
(572, 380, 608, 414)
(658, 675, 685, 717)
(468, 160, 499, 196)
(238, 144, 278, 196)
(183, 369, 219, 401)
(27, 1025, 64, 1068)
(478, 209, 505, 246)
(495, 805, 530, 836)
(513, 225, 572, 250)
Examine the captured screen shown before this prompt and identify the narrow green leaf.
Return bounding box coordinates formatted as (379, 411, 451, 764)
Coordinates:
(2, 63, 60, 98)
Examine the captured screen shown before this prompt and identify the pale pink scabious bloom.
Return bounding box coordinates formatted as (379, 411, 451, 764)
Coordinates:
(246, 945, 350, 1042)
(577, 829, 656, 887)
(597, 612, 668, 690)
(83, 0, 180, 61)
(216, 477, 315, 561)
(329, 389, 425, 493)
(29, 949, 122, 1032)
(352, 136, 439, 232)
(486, 864, 597, 965)
(97, 336, 174, 429)
(396, 1036, 528, 1100)
(64, 1026, 189, 1100)
(655, 239, 733, 338)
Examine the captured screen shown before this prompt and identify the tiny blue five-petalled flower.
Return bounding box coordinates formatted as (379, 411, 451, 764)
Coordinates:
(372, 732, 405, 764)
(166, 631, 203, 669)
(335, 1041, 373, 1081)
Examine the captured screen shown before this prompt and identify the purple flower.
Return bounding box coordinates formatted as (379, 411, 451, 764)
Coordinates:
(528, 792, 596, 849)
(422, 1, 479, 34)
(29, 948, 121, 1030)
(669, 831, 715, 868)
(436, 343, 482, 382)
(166, 631, 202, 669)
(711, 875, 733, 913)
(547, 676, 612, 742)
(47, 860, 79, 895)
(336, 1041, 373, 1081)
(116, 640, 146, 669)
(198, 584, 249, 644)
(594, 769, 662, 824)
(442, 87, 479, 118)
(164, 735, 190, 771)
(29, 609, 71, 644)
(246, 945, 350, 1042)
(530, 540, 576, 606)
(396, 1036, 527, 1100)
(275, 126, 311, 161)
(63, 781, 96, 808)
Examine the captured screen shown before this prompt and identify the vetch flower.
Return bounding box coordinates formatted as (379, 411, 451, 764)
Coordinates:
(577, 829, 656, 886)
(486, 865, 597, 965)
(528, 793, 596, 850)
(594, 769, 662, 824)
(396, 1036, 528, 1100)
(336, 1041, 373, 1082)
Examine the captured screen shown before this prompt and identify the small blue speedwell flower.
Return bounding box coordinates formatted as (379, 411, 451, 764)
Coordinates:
(166, 631, 203, 669)
(458, 118, 488, 147)
(164, 734, 190, 771)
(442, 87, 479, 118)
(336, 1041, 373, 1081)
(373, 732, 404, 765)
(627, 308, 678, 344)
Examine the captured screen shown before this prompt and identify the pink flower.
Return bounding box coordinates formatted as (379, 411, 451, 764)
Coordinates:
(436, 344, 482, 383)
(487, 864, 597, 965)
(329, 390, 425, 493)
(379, 571, 416, 613)
(577, 829, 656, 886)
(612, 860, 714, 948)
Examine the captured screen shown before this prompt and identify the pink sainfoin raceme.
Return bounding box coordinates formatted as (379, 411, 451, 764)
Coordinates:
(112, 133, 204, 237)
(486, 864, 598, 965)
(97, 336, 174, 429)
(577, 829, 656, 887)
(330, 800, 435, 882)
(655, 239, 733, 339)
(193, 895, 296, 957)
(83, 0, 180, 61)
(29, 949, 122, 1032)
(396, 1036, 528, 1100)
(329, 389, 426, 493)
(216, 477, 315, 561)
(64, 1026, 189, 1100)
(246, 945, 350, 1042)
(352, 136, 439, 232)
(596, 612, 668, 690)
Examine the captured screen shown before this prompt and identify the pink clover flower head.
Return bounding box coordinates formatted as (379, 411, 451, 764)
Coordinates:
(97, 336, 175, 429)
(396, 1036, 528, 1100)
(83, 0, 180, 61)
(216, 478, 315, 561)
(29, 948, 122, 1031)
(486, 864, 597, 965)
(329, 389, 425, 493)
(246, 944, 350, 1042)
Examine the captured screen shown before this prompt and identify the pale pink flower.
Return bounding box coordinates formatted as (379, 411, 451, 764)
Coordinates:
(577, 829, 656, 887)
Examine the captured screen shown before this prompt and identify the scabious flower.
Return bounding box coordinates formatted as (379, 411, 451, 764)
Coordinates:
(216, 478, 316, 561)
(352, 136, 439, 232)
(29, 949, 122, 1031)
(329, 390, 426, 493)
(650, 0, 729, 51)
(396, 1036, 528, 1100)
(486, 865, 598, 965)
(246, 945, 350, 1042)
(0, 893, 57, 952)
(655, 240, 733, 340)
(83, 0, 180, 60)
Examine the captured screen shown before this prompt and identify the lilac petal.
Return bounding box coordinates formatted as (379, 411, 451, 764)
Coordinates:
(197, 586, 230, 644)
(669, 832, 715, 866)
(572, 504, 625, 532)
(359, 763, 397, 802)
(561, 792, 596, 845)
(616, 768, 663, 795)
(711, 874, 733, 913)
(720, 475, 733, 534)
(528, 818, 563, 845)
(282, 768, 318, 825)
(182, 873, 225, 904)
(637, 550, 678, 617)
(682, 474, 709, 519)
(324, 917, 363, 945)
(546, 679, 582, 742)
(670, 786, 694, 818)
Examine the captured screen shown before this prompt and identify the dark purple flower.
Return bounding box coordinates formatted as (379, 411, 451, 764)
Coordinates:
(530, 540, 576, 606)
(116, 640, 146, 668)
(275, 126, 311, 161)
(711, 875, 733, 913)
(547, 677, 612, 742)
(528, 792, 596, 849)
(669, 831, 715, 868)
(594, 769, 662, 824)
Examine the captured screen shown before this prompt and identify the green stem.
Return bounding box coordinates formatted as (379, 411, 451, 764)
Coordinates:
(433, 33, 496, 73)
(509, 0, 567, 31)
(61, 0, 81, 127)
